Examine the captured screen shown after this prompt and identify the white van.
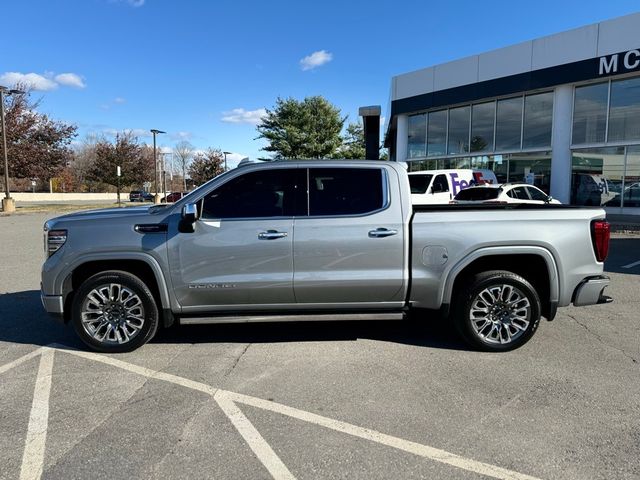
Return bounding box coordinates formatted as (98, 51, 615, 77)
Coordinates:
(408, 169, 497, 205)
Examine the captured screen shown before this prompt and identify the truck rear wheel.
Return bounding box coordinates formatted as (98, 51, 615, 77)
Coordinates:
(71, 270, 159, 353)
(453, 270, 541, 352)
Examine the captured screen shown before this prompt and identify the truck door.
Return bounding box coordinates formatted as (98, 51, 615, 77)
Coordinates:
(167, 168, 306, 312)
(293, 166, 405, 306)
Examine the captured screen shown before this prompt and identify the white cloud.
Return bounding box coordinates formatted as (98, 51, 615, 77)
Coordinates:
(111, 0, 145, 6)
(0, 72, 57, 91)
(169, 131, 192, 141)
(300, 50, 333, 71)
(114, 97, 126, 104)
(221, 108, 267, 125)
(54, 73, 86, 89)
(1, 71, 87, 91)
(102, 128, 152, 139)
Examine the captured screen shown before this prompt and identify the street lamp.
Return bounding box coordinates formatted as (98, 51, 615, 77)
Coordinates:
(0, 86, 24, 213)
(223, 151, 232, 172)
(150, 129, 165, 204)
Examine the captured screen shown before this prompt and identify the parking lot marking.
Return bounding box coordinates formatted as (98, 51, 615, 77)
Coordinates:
(0, 347, 44, 375)
(50, 344, 543, 480)
(622, 260, 640, 269)
(215, 391, 296, 480)
(19, 348, 54, 480)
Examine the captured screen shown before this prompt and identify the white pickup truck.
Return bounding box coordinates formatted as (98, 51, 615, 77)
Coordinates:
(41, 160, 612, 353)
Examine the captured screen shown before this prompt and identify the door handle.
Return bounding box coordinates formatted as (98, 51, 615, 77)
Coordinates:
(258, 230, 288, 240)
(368, 228, 398, 238)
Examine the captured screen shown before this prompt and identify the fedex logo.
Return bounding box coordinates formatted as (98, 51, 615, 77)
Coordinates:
(450, 171, 493, 195)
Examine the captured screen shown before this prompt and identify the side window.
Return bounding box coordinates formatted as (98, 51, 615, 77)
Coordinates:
(507, 189, 517, 199)
(527, 187, 549, 201)
(432, 174, 449, 193)
(309, 168, 385, 216)
(511, 187, 528, 199)
(409, 174, 433, 194)
(201, 169, 304, 219)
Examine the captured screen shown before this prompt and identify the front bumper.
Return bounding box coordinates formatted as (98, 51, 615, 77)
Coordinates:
(573, 276, 612, 307)
(41, 289, 65, 323)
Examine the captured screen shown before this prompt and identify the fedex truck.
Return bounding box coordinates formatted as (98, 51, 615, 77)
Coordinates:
(408, 169, 497, 205)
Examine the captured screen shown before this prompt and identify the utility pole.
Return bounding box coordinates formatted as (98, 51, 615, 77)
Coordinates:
(0, 87, 24, 213)
(150, 129, 165, 204)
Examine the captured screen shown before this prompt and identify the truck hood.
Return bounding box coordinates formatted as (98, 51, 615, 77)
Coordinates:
(48, 205, 173, 224)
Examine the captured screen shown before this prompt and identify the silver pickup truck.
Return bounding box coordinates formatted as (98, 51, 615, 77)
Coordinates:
(41, 160, 612, 353)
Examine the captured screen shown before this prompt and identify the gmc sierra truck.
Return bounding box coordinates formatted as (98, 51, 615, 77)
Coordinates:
(41, 160, 612, 353)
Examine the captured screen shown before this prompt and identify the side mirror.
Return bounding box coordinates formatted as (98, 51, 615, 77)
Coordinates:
(179, 203, 199, 233)
(547, 196, 554, 204)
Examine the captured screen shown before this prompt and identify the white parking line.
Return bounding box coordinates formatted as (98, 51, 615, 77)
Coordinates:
(0, 345, 545, 480)
(215, 391, 296, 480)
(19, 348, 54, 480)
(622, 260, 640, 269)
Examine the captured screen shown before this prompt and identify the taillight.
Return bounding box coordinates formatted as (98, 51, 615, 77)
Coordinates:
(47, 229, 67, 256)
(591, 220, 610, 262)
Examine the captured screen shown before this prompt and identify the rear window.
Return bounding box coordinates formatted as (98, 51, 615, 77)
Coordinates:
(309, 168, 384, 216)
(409, 174, 433, 194)
(455, 187, 500, 201)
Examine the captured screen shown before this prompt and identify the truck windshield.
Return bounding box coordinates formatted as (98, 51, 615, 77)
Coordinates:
(455, 188, 500, 200)
(409, 174, 434, 194)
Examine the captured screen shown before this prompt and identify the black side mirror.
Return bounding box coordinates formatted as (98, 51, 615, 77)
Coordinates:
(179, 203, 199, 233)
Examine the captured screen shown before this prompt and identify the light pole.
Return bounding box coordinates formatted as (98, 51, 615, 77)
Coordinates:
(150, 129, 165, 204)
(223, 151, 232, 172)
(0, 86, 24, 213)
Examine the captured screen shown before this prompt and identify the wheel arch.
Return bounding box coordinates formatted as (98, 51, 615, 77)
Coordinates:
(59, 254, 172, 323)
(442, 247, 559, 321)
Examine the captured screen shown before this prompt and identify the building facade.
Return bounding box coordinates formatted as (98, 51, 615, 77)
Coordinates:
(386, 12, 640, 213)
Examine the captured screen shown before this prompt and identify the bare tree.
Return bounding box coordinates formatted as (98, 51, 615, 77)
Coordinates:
(173, 141, 194, 190)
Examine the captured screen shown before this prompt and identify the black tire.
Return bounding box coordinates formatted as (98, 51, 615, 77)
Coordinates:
(71, 270, 159, 353)
(453, 270, 541, 352)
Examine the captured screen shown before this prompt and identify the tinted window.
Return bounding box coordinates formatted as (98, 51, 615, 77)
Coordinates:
(408, 114, 426, 158)
(471, 102, 495, 152)
(201, 169, 304, 219)
(409, 174, 433, 194)
(609, 77, 640, 142)
(427, 110, 447, 156)
(527, 186, 548, 201)
(309, 168, 384, 216)
(523, 92, 553, 148)
(448, 106, 470, 154)
(495, 97, 522, 151)
(510, 186, 529, 200)
(432, 174, 449, 193)
(454, 188, 499, 200)
(572, 82, 608, 145)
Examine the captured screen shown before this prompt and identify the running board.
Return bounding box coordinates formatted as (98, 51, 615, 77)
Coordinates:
(179, 312, 405, 325)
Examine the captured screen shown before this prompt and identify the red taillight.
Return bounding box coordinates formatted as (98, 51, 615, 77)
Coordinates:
(591, 220, 610, 262)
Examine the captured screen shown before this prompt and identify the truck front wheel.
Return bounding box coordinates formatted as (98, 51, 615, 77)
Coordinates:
(454, 271, 541, 352)
(71, 270, 159, 353)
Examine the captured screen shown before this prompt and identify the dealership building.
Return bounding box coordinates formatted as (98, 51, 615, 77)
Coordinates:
(386, 12, 640, 213)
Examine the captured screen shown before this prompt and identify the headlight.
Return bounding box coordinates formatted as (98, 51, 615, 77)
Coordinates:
(44, 223, 67, 257)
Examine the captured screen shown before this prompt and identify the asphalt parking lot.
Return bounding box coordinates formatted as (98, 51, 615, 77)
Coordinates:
(0, 212, 638, 480)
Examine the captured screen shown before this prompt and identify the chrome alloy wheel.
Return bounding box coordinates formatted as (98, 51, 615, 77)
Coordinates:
(80, 283, 145, 345)
(469, 284, 531, 345)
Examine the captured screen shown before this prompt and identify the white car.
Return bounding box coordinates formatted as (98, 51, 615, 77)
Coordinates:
(452, 183, 561, 204)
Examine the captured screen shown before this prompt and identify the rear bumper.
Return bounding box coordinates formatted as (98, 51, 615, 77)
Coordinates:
(41, 290, 65, 323)
(573, 276, 612, 307)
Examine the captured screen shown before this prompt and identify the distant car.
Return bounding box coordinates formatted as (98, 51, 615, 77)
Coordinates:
(452, 183, 561, 205)
(162, 192, 185, 203)
(129, 191, 154, 202)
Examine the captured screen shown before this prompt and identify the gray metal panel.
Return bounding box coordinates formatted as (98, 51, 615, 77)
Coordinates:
(434, 55, 479, 92)
(597, 12, 640, 56)
(394, 67, 435, 100)
(532, 24, 599, 70)
(478, 41, 533, 82)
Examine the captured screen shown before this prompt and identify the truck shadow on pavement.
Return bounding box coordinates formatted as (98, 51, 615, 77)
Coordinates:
(0, 290, 469, 351)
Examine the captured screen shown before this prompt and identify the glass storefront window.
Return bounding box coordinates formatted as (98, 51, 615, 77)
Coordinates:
(572, 82, 608, 145)
(427, 110, 447, 157)
(471, 102, 495, 152)
(623, 146, 640, 207)
(495, 97, 522, 151)
(608, 77, 640, 142)
(571, 147, 624, 206)
(523, 92, 553, 148)
(408, 114, 426, 158)
(448, 106, 470, 154)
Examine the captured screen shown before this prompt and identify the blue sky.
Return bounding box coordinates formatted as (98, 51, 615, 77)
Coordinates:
(2, 0, 639, 167)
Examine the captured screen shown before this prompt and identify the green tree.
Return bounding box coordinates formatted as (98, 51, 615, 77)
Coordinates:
(336, 121, 366, 159)
(1, 89, 77, 182)
(87, 133, 148, 189)
(256, 96, 345, 159)
(188, 148, 225, 185)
